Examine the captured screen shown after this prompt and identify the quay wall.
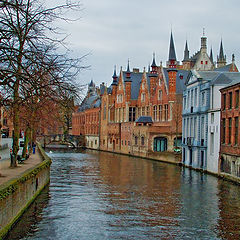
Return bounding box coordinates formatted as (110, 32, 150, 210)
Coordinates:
(0, 145, 51, 239)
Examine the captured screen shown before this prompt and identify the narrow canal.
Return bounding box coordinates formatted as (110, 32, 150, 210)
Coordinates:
(5, 150, 240, 239)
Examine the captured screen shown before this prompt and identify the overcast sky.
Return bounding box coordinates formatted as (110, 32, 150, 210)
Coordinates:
(55, 0, 240, 87)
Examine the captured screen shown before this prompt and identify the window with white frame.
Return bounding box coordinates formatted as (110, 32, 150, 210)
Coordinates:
(141, 93, 145, 102)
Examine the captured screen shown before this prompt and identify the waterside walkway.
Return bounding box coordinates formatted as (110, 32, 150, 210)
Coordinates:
(0, 149, 42, 186)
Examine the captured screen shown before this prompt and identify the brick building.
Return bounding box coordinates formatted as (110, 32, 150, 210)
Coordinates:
(99, 32, 188, 158)
(73, 31, 239, 165)
(72, 81, 101, 149)
(220, 80, 240, 177)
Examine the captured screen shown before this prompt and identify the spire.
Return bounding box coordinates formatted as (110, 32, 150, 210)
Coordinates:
(183, 40, 189, 61)
(232, 53, 235, 63)
(150, 53, 157, 74)
(127, 59, 130, 73)
(217, 39, 226, 67)
(126, 59, 131, 80)
(168, 31, 177, 61)
(89, 79, 94, 87)
(112, 65, 117, 85)
(151, 52, 157, 67)
(210, 47, 213, 63)
(219, 39, 225, 60)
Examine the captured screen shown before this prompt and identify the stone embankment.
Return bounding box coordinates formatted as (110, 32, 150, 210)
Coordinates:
(0, 144, 51, 239)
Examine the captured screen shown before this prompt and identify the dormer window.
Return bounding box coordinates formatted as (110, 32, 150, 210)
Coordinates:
(205, 61, 208, 65)
(119, 84, 121, 90)
(142, 82, 145, 90)
(201, 61, 203, 64)
(141, 93, 145, 102)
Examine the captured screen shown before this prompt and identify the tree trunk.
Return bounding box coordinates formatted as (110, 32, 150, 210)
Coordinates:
(22, 127, 30, 159)
(11, 81, 20, 167)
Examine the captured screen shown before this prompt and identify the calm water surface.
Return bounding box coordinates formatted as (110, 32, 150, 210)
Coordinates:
(5, 150, 240, 240)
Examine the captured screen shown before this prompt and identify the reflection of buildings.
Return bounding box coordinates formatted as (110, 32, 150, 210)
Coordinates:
(96, 151, 181, 233)
(217, 181, 240, 239)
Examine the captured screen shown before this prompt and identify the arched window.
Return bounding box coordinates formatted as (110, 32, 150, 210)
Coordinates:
(154, 137, 167, 152)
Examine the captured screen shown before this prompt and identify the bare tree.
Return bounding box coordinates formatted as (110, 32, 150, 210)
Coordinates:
(0, 0, 87, 166)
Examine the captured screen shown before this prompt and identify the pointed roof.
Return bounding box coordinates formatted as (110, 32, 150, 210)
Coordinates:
(126, 59, 130, 73)
(210, 47, 213, 63)
(168, 31, 177, 61)
(151, 53, 157, 67)
(89, 79, 94, 87)
(219, 39, 225, 60)
(112, 65, 117, 85)
(183, 40, 189, 61)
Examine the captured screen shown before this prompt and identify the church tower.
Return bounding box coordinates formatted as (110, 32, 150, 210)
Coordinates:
(217, 39, 227, 68)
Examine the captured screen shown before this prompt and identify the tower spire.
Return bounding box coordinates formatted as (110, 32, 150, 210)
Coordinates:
(210, 47, 213, 63)
(151, 52, 157, 74)
(217, 39, 226, 68)
(183, 40, 189, 61)
(126, 59, 131, 79)
(112, 65, 117, 85)
(168, 31, 177, 61)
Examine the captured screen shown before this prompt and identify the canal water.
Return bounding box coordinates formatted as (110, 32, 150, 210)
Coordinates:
(5, 150, 240, 239)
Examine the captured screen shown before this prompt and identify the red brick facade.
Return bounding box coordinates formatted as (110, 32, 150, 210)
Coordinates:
(220, 82, 240, 177)
(220, 83, 240, 155)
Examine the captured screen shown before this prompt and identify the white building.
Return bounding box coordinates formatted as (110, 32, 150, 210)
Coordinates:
(182, 70, 240, 174)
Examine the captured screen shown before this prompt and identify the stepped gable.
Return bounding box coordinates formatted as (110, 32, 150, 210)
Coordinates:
(122, 70, 151, 100)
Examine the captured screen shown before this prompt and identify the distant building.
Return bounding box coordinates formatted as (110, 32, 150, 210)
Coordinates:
(220, 80, 240, 178)
(72, 80, 101, 149)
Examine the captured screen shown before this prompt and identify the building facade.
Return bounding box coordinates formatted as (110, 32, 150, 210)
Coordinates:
(72, 31, 239, 166)
(182, 71, 240, 173)
(220, 81, 240, 178)
(72, 81, 101, 149)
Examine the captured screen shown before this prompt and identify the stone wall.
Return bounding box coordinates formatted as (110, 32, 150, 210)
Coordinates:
(0, 145, 51, 239)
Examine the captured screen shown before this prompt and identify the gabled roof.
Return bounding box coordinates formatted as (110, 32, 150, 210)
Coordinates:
(135, 116, 153, 123)
(78, 93, 100, 112)
(214, 64, 233, 72)
(210, 73, 232, 85)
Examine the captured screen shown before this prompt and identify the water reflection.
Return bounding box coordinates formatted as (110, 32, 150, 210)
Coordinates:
(5, 150, 240, 240)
